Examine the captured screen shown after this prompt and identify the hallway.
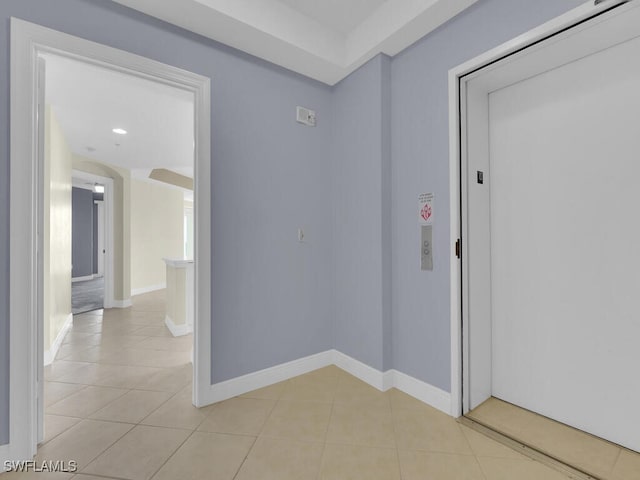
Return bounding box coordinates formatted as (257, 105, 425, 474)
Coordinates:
(1, 292, 592, 480)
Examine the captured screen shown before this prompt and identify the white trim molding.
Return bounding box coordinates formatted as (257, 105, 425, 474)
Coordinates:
(10, 18, 211, 460)
(71, 275, 94, 283)
(111, 299, 133, 309)
(164, 315, 193, 337)
(200, 349, 453, 416)
(111, 0, 478, 86)
(131, 283, 166, 297)
(43, 314, 73, 366)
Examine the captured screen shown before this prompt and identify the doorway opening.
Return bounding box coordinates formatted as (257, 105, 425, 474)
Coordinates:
(450, 1, 640, 478)
(40, 48, 197, 444)
(71, 171, 113, 315)
(9, 18, 211, 462)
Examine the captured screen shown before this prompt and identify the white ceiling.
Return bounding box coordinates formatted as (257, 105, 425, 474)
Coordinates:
(111, 0, 479, 85)
(277, 0, 387, 35)
(44, 53, 195, 178)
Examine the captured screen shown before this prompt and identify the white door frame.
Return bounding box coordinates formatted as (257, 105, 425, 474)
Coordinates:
(447, 0, 637, 417)
(9, 18, 212, 461)
(95, 200, 105, 278)
(72, 170, 113, 305)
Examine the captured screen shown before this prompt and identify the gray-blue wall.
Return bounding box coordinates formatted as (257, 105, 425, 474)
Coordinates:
(0, 0, 585, 446)
(72, 187, 95, 278)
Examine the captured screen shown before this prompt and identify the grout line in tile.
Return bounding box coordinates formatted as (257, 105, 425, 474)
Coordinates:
(471, 453, 491, 480)
(72, 420, 136, 475)
(134, 387, 186, 426)
(73, 473, 131, 480)
(314, 441, 328, 480)
(47, 387, 131, 419)
(229, 435, 259, 480)
(147, 428, 198, 480)
(42, 412, 84, 420)
(311, 395, 337, 480)
(459, 416, 600, 480)
(39, 421, 82, 448)
(389, 394, 404, 480)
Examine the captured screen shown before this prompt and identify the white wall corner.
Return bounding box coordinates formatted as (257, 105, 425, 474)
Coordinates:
(164, 315, 193, 337)
(331, 352, 452, 415)
(382, 369, 395, 391)
(131, 283, 166, 297)
(43, 313, 73, 366)
(111, 299, 132, 308)
(332, 350, 388, 391)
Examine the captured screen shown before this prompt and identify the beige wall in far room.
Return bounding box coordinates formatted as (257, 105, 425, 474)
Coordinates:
(131, 179, 184, 293)
(44, 106, 72, 353)
(184, 199, 194, 259)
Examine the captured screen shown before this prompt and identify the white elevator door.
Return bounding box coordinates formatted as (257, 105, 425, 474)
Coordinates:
(489, 33, 640, 452)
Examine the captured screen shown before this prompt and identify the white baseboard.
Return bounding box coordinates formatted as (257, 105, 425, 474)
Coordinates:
(389, 368, 452, 415)
(382, 369, 395, 392)
(71, 274, 94, 283)
(110, 299, 132, 308)
(132, 283, 166, 297)
(44, 313, 73, 366)
(200, 350, 334, 405)
(164, 315, 192, 337)
(198, 349, 452, 416)
(332, 350, 388, 391)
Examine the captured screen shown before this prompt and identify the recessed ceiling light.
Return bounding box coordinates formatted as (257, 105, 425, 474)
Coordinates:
(112, 128, 127, 135)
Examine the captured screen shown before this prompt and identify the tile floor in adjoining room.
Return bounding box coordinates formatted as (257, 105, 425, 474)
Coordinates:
(6, 289, 636, 480)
